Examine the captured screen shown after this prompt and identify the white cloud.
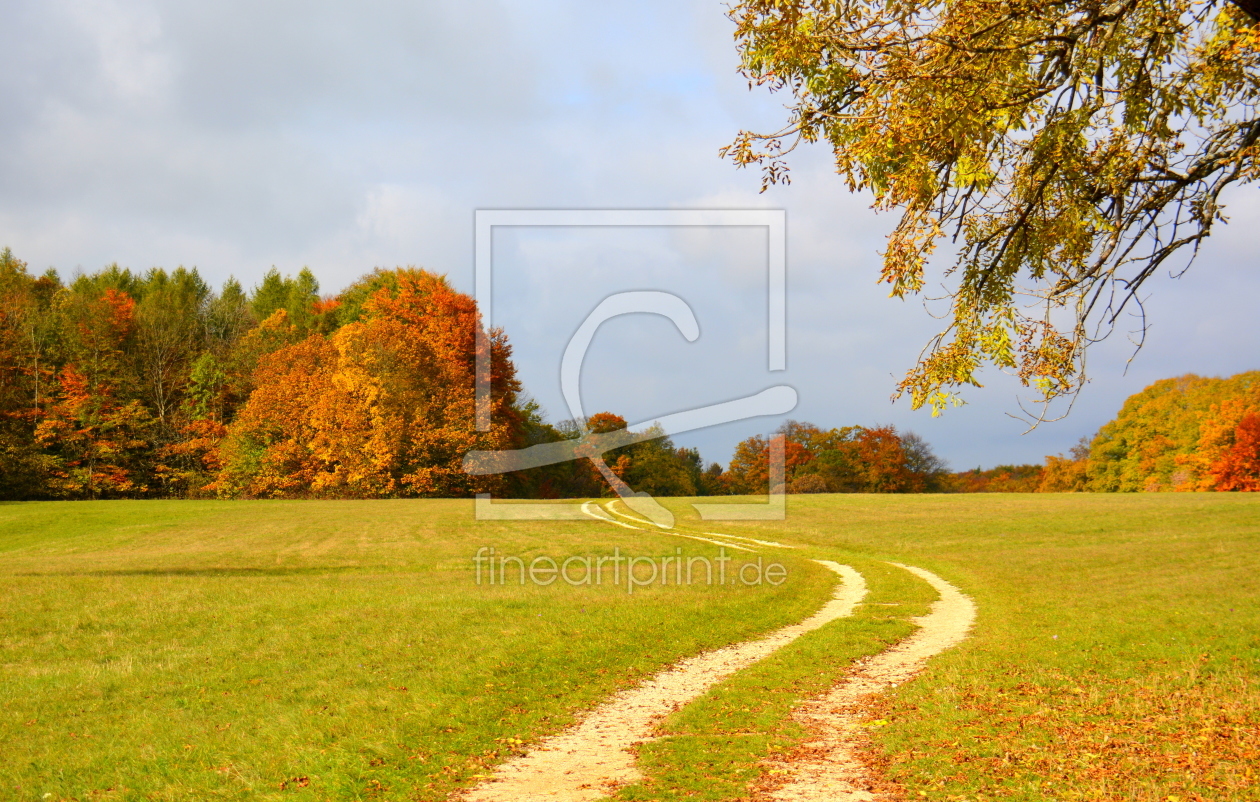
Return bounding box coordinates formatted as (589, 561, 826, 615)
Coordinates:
(54, 0, 173, 103)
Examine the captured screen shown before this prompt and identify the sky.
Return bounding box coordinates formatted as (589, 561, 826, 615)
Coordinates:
(2, 0, 1258, 471)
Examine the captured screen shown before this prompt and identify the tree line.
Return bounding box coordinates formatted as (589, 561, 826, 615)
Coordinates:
(936, 372, 1260, 493)
(0, 252, 519, 499)
(1037, 372, 1260, 493)
(2, 250, 1256, 498)
(0, 253, 744, 499)
(0, 250, 959, 500)
(666, 373, 1260, 495)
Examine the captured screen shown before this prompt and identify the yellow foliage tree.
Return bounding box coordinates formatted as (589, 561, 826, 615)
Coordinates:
(1088, 371, 1260, 491)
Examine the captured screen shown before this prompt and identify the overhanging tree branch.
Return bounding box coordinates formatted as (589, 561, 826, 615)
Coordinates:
(725, 0, 1260, 420)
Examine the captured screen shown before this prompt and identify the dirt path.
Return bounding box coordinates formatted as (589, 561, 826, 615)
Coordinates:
(459, 561, 868, 802)
(587, 501, 789, 552)
(757, 563, 976, 802)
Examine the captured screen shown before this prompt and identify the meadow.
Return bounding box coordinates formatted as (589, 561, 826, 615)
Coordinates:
(1, 495, 1257, 801)
(702, 494, 1260, 802)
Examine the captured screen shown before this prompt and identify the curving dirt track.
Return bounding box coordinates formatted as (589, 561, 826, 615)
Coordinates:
(758, 563, 976, 802)
(459, 561, 868, 802)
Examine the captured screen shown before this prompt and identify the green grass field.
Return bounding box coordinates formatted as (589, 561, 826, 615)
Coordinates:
(2, 495, 1257, 801)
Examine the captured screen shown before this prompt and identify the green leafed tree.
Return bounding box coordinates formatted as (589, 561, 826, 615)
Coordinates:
(249, 267, 320, 332)
(724, 0, 1260, 418)
(131, 267, 210, 426)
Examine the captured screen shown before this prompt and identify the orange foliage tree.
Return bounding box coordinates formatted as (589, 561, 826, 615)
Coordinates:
(1033, 436, 1092, 492)
(854, 426, 923, 493)
(58, 287, 137, 388)
(213, 269, 521, 498)
(1036, 456, 1088, 493)
(577, 412, 633, 496)
(34, 366, 153, 498)
(726, 431, 813, 494)
(949, 464, 1044, 493)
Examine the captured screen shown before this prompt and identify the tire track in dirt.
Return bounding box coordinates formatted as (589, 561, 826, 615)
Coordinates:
(458, 561, 868, 802)
(594, 500, 775, 552)
(757, 563, 976, 802)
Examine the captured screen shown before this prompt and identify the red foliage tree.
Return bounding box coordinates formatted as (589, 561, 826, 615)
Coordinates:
(586, 412, 627, 434)
(1209, 414, 1260, 492)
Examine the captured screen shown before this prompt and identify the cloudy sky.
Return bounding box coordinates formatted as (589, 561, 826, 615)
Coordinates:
(3, 0, 1258, 471)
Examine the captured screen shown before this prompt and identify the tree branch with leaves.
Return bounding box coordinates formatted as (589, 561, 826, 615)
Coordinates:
(724, 0, 1260, 420)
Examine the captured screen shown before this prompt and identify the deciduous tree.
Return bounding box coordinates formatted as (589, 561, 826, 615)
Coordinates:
(214, 269, 522, 498)
(35, 366, 152, 498)
(131, 267, 210, 426)
(0, 250, 57, 497)
(854, 425, 923, 492)
(1208, 413, 1260, 490)
(952, 463, 1045, 492)
(1038, 436, 1093, 492)
(727, 420, 945, 493)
